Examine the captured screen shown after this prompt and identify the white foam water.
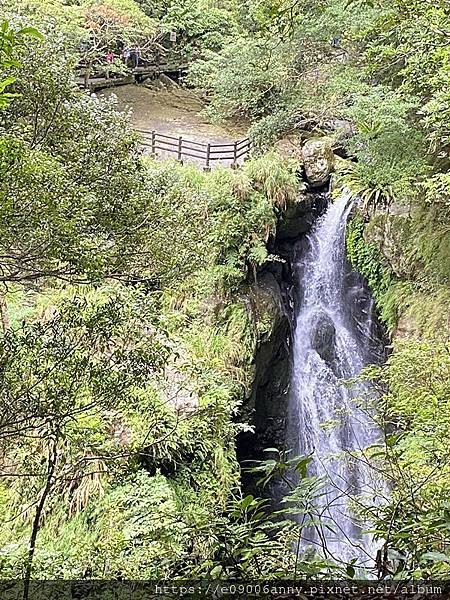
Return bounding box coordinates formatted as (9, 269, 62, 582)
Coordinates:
(287, 192, 384, 569)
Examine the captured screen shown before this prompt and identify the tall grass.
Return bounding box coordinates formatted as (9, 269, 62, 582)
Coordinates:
(244, 151, 300, 209)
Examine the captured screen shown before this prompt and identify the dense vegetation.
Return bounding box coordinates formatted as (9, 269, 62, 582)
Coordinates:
(186, 0, 450, 576)
(0, 0, 449, 588)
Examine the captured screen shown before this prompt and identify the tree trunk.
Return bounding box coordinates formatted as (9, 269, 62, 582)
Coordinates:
(23, 438, 58, 600)
(0, 292, 9, 333)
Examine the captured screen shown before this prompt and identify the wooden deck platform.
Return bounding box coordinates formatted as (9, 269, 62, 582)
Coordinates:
(77, 64, 188, 92)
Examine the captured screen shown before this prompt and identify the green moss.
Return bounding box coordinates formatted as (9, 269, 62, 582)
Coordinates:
(385, 285, 450, 340)
(377, 280, 414, 332)
(409, 202, 450, 288)
(346, 214, 396, 327)
(347, 202, 450, 337)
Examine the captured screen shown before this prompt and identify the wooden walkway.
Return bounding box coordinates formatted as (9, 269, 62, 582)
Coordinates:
(77, 63, 187, 91)
(137, 129, 252, 169)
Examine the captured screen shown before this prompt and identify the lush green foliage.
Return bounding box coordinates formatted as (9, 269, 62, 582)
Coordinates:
(363, 341, 450, 578)
(187, 37, 295, 120)
(184, 0, 450, 576)
(2, 0, 450, 584)
(2, 0, 159, 77)
(0, 5, 308, 578)
(0, 20, 43, 109)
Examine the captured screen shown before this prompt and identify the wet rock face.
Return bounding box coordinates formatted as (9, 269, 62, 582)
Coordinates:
(237, 192, 329, 490)
(311, 313, 337, 367)
(237, 271, 292, 466)
(364, 211, 413, 278)
(277, 191, 328, 242)
(277, 191, 314, 241)
(301, 138, 335, 188)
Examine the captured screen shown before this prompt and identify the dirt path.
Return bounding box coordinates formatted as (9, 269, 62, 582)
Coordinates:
(98, 81, 248, 167)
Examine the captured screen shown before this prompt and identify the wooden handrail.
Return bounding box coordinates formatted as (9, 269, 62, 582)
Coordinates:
(137, 129, 252, 168)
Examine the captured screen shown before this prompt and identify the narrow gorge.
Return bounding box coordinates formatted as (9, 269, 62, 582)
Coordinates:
(241, 155, 388, 570)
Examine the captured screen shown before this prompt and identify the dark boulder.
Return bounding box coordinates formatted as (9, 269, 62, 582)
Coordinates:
(311, 312, 337, 367)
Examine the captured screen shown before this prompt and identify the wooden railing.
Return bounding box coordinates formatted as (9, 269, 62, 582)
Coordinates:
(136, 129, 252, 169)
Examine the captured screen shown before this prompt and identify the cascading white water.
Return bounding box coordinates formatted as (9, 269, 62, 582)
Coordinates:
(287, 191, 383, 568)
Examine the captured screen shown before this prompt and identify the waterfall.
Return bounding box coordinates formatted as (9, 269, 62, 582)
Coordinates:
(287, 191, 383, 568)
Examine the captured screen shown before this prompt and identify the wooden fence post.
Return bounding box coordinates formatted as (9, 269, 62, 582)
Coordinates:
(151, 130, 156, 156)
(243, 140, 251, 162)
(232, 141, 238, 169)
(204, 143, 211, 171)
(178, 136, 183, 162)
